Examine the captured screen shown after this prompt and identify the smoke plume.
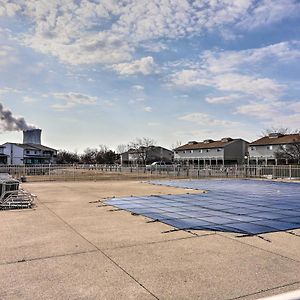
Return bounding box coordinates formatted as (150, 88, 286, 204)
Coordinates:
(0, 103, 36, 132)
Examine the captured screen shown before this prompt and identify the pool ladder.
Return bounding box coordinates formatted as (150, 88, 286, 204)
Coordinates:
(0, 189, 36, 209)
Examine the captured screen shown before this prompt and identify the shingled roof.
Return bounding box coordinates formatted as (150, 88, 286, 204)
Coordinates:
(250, 134, 300, 146)
(175, 138, 246, 150)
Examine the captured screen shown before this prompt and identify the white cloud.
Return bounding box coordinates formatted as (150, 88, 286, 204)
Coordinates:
(214, 73, 285, 100)
(169, 41, 298, 100)
(236, 102, 280, 119)
(141, 41, 168, 52)
(202, 41, 300, 74)
(23, 96, 37, 103)
(171, 70, 284, 100)
(236, 101, 300, 128)
(238, 0, 300, 30)
(4, 0, 299, 66)
(143, 106, 153, 112)
(206, 94, 243, 104)
(112, 56, 156, 75)
(169, 70, 212, 87)
(132, 85, 144, 91)
(178, 113, 238, 127)
(51, 92, 97, 111)
(0, 45, 18, 66)
(0, 87, 20, 95)
(0, 1, 21, 17)
(129, 97, 145, 105)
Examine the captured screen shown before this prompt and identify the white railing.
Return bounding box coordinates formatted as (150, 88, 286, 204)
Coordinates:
(0, 164, 299, 182)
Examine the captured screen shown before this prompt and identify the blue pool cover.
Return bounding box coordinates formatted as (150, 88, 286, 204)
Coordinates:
(105, 179, 300, 235)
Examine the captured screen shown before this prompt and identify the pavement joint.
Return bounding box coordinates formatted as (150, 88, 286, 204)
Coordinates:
(216, 232, 300, 264)
(227, 281, 300, 300)
(0, 249, 99, 266)
(38, 201, 160, 300)
(101, 232, 215, 251)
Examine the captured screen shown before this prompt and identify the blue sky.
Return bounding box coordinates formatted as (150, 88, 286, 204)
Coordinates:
(0, 0, 300, 152)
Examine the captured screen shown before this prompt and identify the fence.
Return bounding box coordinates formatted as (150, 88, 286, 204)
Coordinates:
(0, 164, 300, 182)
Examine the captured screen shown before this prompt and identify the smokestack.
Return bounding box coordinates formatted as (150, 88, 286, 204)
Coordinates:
(23, 129, 42, 145)
(0, 103, 35, 132)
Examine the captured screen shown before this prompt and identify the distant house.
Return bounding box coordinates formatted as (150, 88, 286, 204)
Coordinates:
(174, 138, 248, 166)
(248, 133, 300, 165)
(2, 143, 57, 165)
(1, 129, 57, 165)
(121, 146, 173, 165)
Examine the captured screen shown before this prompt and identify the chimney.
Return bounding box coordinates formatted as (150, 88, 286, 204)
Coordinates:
(23, 129, 42, 145)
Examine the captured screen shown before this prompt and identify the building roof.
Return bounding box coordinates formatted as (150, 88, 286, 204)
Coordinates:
(250, 134, 300, 146)
(3, 143, 57, 152)
(175, 138, 246, 151)
(127, 146, 172, 154)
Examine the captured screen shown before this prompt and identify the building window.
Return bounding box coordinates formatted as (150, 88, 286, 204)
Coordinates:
(206, 149, 209, 152)
(183, 150, 186, 153)
(250, 147, 256, 151)
(190, 150, 193, 153)
(217, 148, 222, 152)
(26, 150, 30, 154)
(199, 150, 203, 153)
(267, 146, 273, 150)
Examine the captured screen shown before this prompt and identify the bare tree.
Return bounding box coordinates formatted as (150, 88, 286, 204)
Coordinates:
(127, 137, 156, 165)
(56, 150, 80, 164)
(116, 144, 128, 154)
(260, 128, 300, 164)
(275, 140, 300, 164)
(170, 140, 182, 150)
(261, 127, 295, 137)
(80, 148, 98, 164)
(128, 137, 156, 149)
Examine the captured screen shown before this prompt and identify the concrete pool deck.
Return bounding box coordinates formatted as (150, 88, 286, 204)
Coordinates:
(0, 180, 300, 299)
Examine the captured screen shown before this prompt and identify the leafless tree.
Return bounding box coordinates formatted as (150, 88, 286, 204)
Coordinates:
(261, 127, 294, 137)
(127, 137, 156, 165)
(116, 144, 128, 154)
(275, 141, 300, 164)
(170, 140, 182, 150)
(261, 128, 300, 164)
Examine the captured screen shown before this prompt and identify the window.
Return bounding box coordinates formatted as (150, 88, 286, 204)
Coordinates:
(190, 150, 193, 153)
(206, 149, 209, 152)
(26, 150, 30, 154)
(217, 148, 222, 152)
(267, 146, 273, 150)
(199, 150, 203, 153)
(250, 147, 256, 151)
(183, 150, 186, 153)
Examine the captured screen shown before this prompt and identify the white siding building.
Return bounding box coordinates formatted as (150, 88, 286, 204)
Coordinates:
(1, 129, 57, 165)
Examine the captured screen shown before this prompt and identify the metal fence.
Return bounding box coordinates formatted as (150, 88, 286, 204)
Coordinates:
(0, 164, 299, 182)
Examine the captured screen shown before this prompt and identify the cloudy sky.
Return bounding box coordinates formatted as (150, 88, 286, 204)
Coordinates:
(0, 0, 300, 151)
